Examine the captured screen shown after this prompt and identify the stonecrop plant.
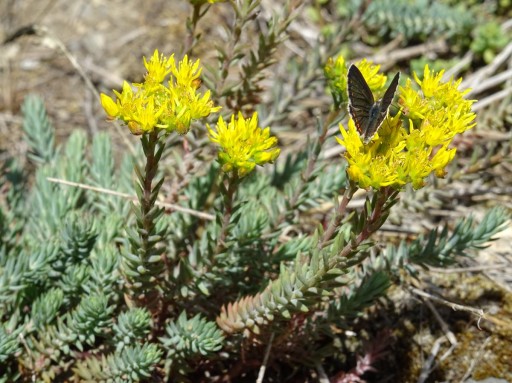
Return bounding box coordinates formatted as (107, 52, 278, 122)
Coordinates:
(0, 1, 509, 382)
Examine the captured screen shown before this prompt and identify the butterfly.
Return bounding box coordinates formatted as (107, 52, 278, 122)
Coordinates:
(347, 64, 400, 144)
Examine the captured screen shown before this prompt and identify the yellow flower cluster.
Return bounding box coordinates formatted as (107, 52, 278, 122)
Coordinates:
(207, 112, 281, 178)
(324, 55, 348, 108)
(336, 63, 475, 190)
(100, 50, 220, 135)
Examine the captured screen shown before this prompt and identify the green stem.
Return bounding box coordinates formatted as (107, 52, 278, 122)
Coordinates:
(124, 130, 166, 310)
(141, 131, 159, 240)
(214, 2, 248, 98)
(183, 3, 208, 56)
(214, 173, 239, 257)
(340, 189, 391, 260)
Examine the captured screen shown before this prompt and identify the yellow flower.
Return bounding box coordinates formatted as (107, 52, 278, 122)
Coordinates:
(165, 83, 220, 135)
(132, 97, 164, 133)
(100, 50, 220, 135)
(170, 55, 201, 89)
(398, 78, 428, 120)
(413, 66, 443, 98)
(142, 49, 173, 87)
(431, 145, 456, 177)
(337, 65, 476, 190)
(100, 93, 119, 119)
(207, 112, 281, 178)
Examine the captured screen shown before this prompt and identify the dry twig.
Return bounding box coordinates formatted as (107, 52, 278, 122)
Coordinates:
(46, 176, 214, 220)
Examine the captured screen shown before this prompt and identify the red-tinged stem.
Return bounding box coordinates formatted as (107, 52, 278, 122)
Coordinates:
(319, 184, 356, 249)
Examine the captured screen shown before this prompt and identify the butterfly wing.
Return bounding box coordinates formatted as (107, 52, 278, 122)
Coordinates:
(347, 65, 375, 136)
(364, 71, 401, 142)
(380, 72, 400, 113)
